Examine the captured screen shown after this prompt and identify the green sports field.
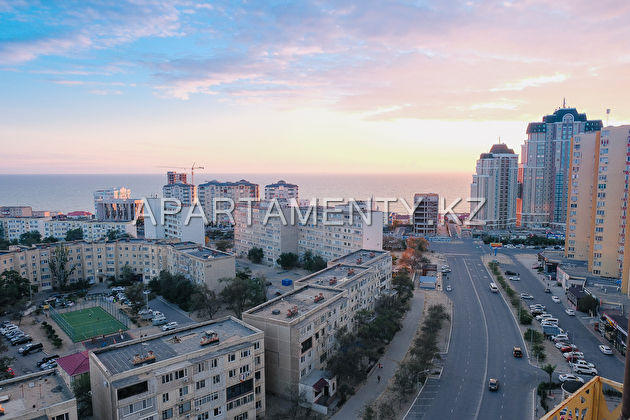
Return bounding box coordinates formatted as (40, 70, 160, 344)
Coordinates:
(57, 306, 128, 342)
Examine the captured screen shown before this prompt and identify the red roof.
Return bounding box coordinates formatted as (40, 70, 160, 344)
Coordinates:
(67, 211, 92, 217)
(56, 351, 90, 376)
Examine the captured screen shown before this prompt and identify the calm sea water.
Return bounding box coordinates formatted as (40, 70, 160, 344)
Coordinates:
(0, 173, 472, 215)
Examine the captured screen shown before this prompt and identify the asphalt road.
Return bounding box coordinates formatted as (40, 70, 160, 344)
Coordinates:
(407, 239, 538, 419)
(495, 249, 625, 383)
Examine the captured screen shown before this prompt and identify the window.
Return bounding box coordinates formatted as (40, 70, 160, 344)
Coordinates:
(226, 379, 254, 401)
(196, 380, 206, 390)
(178, 401, 192, 414)
(212, 375, 221, 384)
(179, 386, 189, 397)
(253, 341, 261, 350)
(234, 414, 248, 420)
(174, 369, 187, 380)
(228, 353, 236, 363)
(117, 381, 149, 400)
(213, 407, 223, 416)
(162, 393, 169, 403)
(54, 415, 70, 420)
(162, 373, 173, 384)
(210, 358, 218, 368)
(198, 362, 207, 372)
(241, 349, 250, 358)
(229, 369, 237, 378)
(162, 409, 173, 420)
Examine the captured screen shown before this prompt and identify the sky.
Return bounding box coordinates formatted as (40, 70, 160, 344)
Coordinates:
(1, 0, 629, 175)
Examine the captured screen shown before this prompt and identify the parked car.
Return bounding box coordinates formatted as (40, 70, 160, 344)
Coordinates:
(560, 345, 578, 353)
(20, 342, 43, 356)
(572, 364, 598, 376)
(520, 293, 534, 300)
(555, 341, 571, 349)
(488, 378, 499, 391)
(552, 296, 561, 303)
(6, 367, 14, 377)
(565, 309, 575, 316)
(505, 270, 517, 276)
(40, 360, 58, 370)
(508, 276, 521, 281)
(37, 354, 60, 367)
(559, 374, 584, 383)
(599, 345, 613, 355)
(446, 285, 452, 292)
(162, 322, 179, 331)
(11, 335, 32, 346)
(552, 334, 569, 342)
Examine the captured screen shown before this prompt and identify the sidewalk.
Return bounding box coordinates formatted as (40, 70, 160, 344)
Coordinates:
(330, 290, 425, 420)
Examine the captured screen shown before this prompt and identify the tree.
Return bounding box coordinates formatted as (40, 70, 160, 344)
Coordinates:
(49, 245, 76, 291)
(215, 240, 232, 252)
(219, 271, 267, 319)
(273, 386, 324, 420)
(577, 295, 599, 315)
(326, 329, 370, 382)
(65, 228, 84, 241)
(19, 230, 41, 246)
(106, 229, 118, 240)
(191, 284, 222, 320)
(392, 269, 414, 301)
(302, 250, 327, 272)
(277, 252, 299, 270)
(116, 264, 139, 286)
(0, 270, 31, 310)
(0, 356, 16, 380)
(247, 247, 264, 264)
(42, 236, 58, 243)
(399, 248, 429, 272)
(71, 374, 93, 418)
(542, 364, 556, 397)
(125, 282, 154, 315)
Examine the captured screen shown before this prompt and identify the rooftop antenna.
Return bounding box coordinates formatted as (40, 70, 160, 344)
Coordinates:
(563, 97, 566, 108)
(606, 109, 611, 126)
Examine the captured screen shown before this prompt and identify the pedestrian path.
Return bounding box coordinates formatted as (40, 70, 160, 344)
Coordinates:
(331, 290, 425, 419)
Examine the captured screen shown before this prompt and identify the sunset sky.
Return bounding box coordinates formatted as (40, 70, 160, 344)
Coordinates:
(1, 0, 628, 174)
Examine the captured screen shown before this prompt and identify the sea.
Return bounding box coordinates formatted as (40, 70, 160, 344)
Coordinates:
(0, 173, 472, 216)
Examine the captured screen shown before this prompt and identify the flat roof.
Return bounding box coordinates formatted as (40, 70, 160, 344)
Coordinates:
(330, 249, 389, 266)
(177, 245, 232, 259)
(245, 285, 344, 320)
(93, 318, 259, 376)
(0, 370, 74, 418)
(298, 265, 370, 288)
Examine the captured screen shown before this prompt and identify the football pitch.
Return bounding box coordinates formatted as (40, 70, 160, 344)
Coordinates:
(57, 306, 128, 342)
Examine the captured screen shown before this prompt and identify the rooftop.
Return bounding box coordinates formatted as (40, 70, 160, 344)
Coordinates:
(329, 249, 389, 266)
(92, 318, 259, 376)
(245, 285, 344, 320)
(175, 244, 232, 259)
(298, 264, 371, 288)
(56, 351, 90, 377)
(0, 370, 74, 418)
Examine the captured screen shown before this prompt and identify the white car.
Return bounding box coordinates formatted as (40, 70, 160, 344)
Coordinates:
(446, 285, 452, 292)
(565, 308, 575, 316)
(559, 373, 584, 383)
(520, 293, 534, 300)
(162, 322, 179, 331)
(572, 364, 598, 376)
(551, 296, 561, 303)
(508, 276, 520, 281)
(599, 345, 613, 355)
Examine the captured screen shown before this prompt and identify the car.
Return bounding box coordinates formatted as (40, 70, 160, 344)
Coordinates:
(20, 342, 43, 356)
(599, 345, 613, 355)
(40, 360, 57, 370)
(571, 360, 596, 369)
(560, 345, 578, 353)
(552, 296, 561, 303)
(555, 341, 571, 349)
(488, 378, 499, 391)
(11, 335, 32, 345)
(6, 367, 14, 377)
(559, 374, 584, 383)
(508, 276, 521, 281)
(151, 311, 164, 319)
(1, 320, 11, 327)
(37, 354, 60, 367)
(162, 322, 179, 331)
(572, 365, 598, 376)
(446, 285, 452, 292)
(564, 351, 584, 359)
(565, 309, 575, 316)
(552, 334, 569, 342)
(520, 293, 534, 300)
(544, 288, 551, 293)
(536, 313, 553, 321)
(513, 346, 522, 357)
(6, 330, 24, 339)
(505, 270, 517, 276)
(530, 304, 546, 310)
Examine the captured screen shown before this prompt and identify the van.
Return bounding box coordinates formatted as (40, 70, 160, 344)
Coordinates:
(152, 316, 168, 326)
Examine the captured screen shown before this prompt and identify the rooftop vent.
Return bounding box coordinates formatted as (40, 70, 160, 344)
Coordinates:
(314, 293, 324, 303)
(286, 306, 299, 318)
(272, 309, 281, 315)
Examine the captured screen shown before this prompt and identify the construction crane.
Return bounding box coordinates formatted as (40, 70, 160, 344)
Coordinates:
(156, 162, 204, 185)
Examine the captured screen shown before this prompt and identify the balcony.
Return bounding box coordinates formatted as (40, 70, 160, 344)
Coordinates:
(541, 376, 622, 420)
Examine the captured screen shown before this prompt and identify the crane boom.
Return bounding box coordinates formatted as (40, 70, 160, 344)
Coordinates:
(156, 163, 204, 185)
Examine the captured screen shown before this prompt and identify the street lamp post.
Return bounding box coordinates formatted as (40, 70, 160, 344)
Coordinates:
(417, 369, 430, 391)
(143, 290, 150, 311)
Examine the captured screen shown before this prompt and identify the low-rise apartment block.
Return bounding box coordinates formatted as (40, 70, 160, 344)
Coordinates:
(0, 205, 33, 218)
(90, 317, 265, 420)
(243, 249, 392, 412)
(234, 201, 383, 265)
(0, 239, 234, 292)
(0, 217, 136, 242)
(0, 370, 78, 420)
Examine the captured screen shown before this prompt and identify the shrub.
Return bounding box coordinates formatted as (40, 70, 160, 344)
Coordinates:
(519, 311, 533, 325)
(52, 338, 63, 348)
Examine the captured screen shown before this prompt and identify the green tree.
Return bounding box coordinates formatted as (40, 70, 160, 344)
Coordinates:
(392, 269, 414, 301)
(277, 252, 299, 270)
(219, 271, 267, 319)
(0, 270, 31, 309)
(116, 264, 139, 286)
(49, 245, 76, 291)
(19, 230, 41, 246)
(191, 284, 222, 320)
(577, 295, 599, 315)
(65, 228, 84, 241)
(215, 240, 232, 252)
(106, 229, 117, 240)
(326, 329, 370, 382)
(0, 356, 16, 380)
(71, 373, 93, 418)
(542, 364, 557, 397)
(247, 247, 264, 264)
(273, 386, 324, 420)
(125, 282, 154, 315)
(42, 236, 58, 243)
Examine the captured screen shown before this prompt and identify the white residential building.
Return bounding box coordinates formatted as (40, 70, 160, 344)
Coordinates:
(197, 179, 259, 225)
(144, 198, 205, 245)
(0, 217, 136, 242)
(470, 144, 519, 230)
(264, 180, 298, 201)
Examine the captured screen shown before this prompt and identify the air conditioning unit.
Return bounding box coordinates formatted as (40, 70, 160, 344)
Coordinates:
(180, 397, 185, 402)
(183, 378, 189, 383)
(185, 415, 190, 419)
(196, 407, 200, 412)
